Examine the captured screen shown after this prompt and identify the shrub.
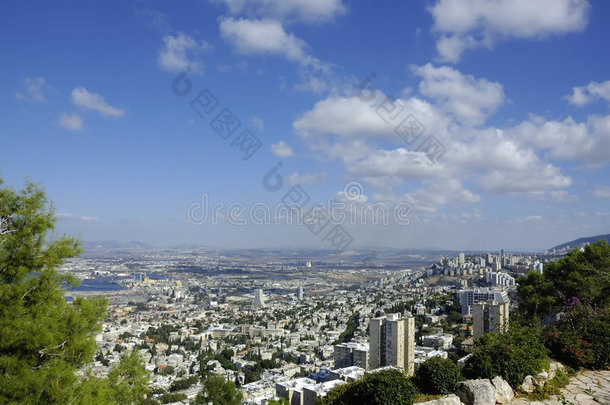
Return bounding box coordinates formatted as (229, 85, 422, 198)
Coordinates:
(544, 298, 610, 369)
(462, 325, 549, 387)
(319, 369, 417, 405)
(415, 357, 462, 394)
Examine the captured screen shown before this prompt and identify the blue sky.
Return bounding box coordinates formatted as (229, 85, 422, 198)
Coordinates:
(2, 0, 610, 251)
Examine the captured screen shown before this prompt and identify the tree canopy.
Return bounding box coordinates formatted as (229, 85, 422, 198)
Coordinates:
(0, 179, 149, 404)
(517, 240, 610, 321)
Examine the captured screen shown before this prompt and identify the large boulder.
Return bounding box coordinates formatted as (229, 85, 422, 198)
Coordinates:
(416, 394, 461, 405)
(520, 375, 536, 393)
(491, 376, 514, 404)
(455, 379, 496, 405)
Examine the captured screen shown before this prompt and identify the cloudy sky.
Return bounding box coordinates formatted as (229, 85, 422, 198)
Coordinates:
(2, 0, 610, 251)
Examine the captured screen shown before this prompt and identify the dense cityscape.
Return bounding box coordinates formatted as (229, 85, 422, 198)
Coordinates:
(59, 245, 559, 403)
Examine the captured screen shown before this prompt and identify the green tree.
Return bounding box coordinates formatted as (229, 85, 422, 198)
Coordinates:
(194, 374, 241, 405)
(0, 180, 107, 403)
(75, 350, 150, 404)
(319, 369, 417, 405)
(515, 272, 556, 321)
(517, 241, 610, 321)
(462, 324, 549, 387)
(415, 356, 462, 394)
(0, 180, 150, 404)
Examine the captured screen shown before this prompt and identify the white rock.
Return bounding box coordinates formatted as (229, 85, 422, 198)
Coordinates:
(455, 379, 496, 405)
(534, 371, 549, 387)
(416, 394, 462, 405)
(491, 376, 514, 404)
(520, 375, 536, 393)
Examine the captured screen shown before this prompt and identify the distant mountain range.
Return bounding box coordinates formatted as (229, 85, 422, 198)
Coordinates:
(549, 233, 610, 251)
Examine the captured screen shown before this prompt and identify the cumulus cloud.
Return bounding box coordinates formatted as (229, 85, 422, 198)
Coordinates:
(428, 0, 591, 62)
(15, 77, 50, 102)
(71, 87, 124, 117)
(219, 18, 320, 67)
(565, 80, 610, 106)
(270, 140, 294, 157)
(288, 172, 327, 186)
(506, 114, 610, 167)
(293, 83, 573, 212)
(412, 63, 506, 125)
(212, 0, 346, 23)
(158, 33, 211, 73)
(58, 113, 83, 131)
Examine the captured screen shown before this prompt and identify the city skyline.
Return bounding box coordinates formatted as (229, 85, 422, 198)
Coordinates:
(3, 1, 610, 251)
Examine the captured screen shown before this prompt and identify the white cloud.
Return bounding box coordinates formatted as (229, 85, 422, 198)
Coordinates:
(270, 140, 294, 157)
(56, 213, 98, 222)
(58, 113, 83, 131)
(428, 0, 591, 62)
(293, 87, 573, 212)
(412, 63, 506, 125)
(158, 33, 211, 73)
(507, 114, 610, 167)
(219, 18, 321, 68)
(213, 0, 346, 23)
(71, 87, 124, 117)
(251, 116, 264, 129)
(288, 172, 327, 186)
(592, 185, 610, 198)
(15, 77, 49, 102)
(565, 80, 610, 106)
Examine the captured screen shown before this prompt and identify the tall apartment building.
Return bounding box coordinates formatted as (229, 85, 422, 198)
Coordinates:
(472, 300, 510, 339)
(459, 287, 509, 315)
(369, 313, 415, 376)
(333, 342, 369, 369)
(458, 252, 465, 265)
(253, 289, 266, 309)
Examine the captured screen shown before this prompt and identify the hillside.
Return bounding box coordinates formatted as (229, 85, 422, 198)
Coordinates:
(549, 233, 610, 251)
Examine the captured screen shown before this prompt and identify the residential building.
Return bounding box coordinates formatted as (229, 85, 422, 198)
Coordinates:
(369, 313, 415, 375)
(459, 288, 509, 315)
(472, 300, 510, 339)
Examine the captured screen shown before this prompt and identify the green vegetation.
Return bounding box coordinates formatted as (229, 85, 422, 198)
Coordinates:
(543, 299, 610, 369)
(159, 392, 187, 403)
(516, 241, 610, 370)
(318, 369, 418, 405)
(332, 312, 360, 345)
(524, 368, 570, 401)
(194, 374, 241, 405)
(462, 324, 549, 387)
(0, 180, 149, 404)
(414, 357, 462, 395)
(517, 241, 610, 321)
(169, 375, 199, 392)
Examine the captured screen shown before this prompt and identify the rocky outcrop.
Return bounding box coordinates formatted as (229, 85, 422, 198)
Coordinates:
(533, 371, 549, 387)
(455, 379, 496, 405)
(520, 375, 536, 393)
(416, 394, 461, 405)
(491, 376, 514, 404)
